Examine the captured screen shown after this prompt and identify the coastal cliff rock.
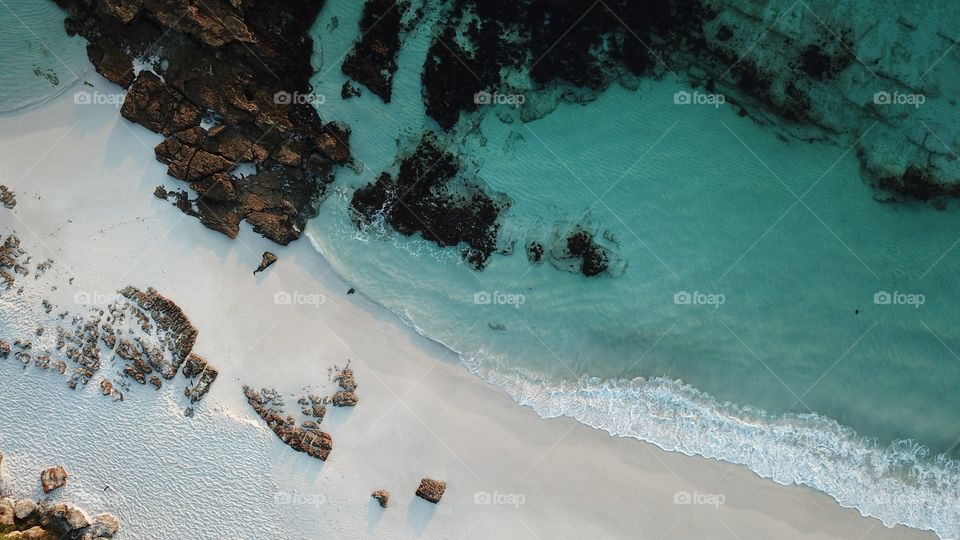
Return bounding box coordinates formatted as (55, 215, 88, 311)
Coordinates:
(54, 0, 350, 244)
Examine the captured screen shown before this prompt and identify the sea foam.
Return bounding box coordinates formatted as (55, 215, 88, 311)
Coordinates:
(458, 349, 960, 538)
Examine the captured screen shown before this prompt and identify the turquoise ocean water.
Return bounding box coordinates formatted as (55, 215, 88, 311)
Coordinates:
(2, 0, 959, 536)
(304, 1, 960, 535)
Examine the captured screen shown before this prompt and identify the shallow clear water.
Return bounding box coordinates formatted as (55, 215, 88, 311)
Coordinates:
(305, 0, 960, 534)
(0, 0, 88, 113)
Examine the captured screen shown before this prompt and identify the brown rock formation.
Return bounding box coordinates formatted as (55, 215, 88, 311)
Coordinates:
(243, 386, 334, 461)
(415, 478, 446, 504)
(371, 489, 390, 508)
(39, 467, 68, 494)
(253, 252, 278, 275)
(54, 0, 350, 245)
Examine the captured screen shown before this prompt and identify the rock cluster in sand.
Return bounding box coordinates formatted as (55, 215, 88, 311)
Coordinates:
(1, 455, 119, 539)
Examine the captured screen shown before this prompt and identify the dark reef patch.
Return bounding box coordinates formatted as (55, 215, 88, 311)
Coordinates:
(351, 133, 509, 270)
(342, 0, 421, 103)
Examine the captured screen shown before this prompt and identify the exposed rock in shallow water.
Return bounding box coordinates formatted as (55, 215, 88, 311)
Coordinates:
(415, 478, 446, 503)
(351, 133, 509, 270)
(413, 0, 960, 205)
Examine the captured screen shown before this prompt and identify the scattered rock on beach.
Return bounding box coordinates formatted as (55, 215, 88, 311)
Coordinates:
(254, 252, 278, 275)
(0, 185, 15, 209)
(328, 390, 358, 407)
(243, 386, 334, 461)
(40, 466, 68, 493)
(415, 478, 446, 504)
(334, 366, 357, 392)
(371, 490, 390, 508)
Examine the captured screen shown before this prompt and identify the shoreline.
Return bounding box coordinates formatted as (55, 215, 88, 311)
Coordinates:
(0, 75, 939, 539)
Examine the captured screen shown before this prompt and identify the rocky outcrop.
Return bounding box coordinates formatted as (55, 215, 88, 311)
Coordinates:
(243, 386, 334, 461)
(182, 354, 218, 402)
(39, 466, 68, 494)
(352, 133, 509, 270)
(0, 478, 118, 539)
(0, 185, 16, 209)
(0, 242, 216, 405)
(327, 391, 358, 408)
(371, 489, 390, 508)
(414, 478, 446, 504)
(253, 252, 278, 275)
(54, 0, 350, 244)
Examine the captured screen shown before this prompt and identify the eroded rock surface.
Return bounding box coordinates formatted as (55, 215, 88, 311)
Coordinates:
(414, 478, 446, 504)
(253, 252, 278, 275)
(341, 0, 421, 103)
(243, 386, 334, 461)
(54, 0, 350, 244)
(39, 466, 68, 494)
(0, 462, 118, 538)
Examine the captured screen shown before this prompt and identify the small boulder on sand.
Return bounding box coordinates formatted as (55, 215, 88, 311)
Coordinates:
(253, 251, 278, 275)
(40, 466, 68, 493)
(415, 478, 446, 504)
(371, 489, 390, 508)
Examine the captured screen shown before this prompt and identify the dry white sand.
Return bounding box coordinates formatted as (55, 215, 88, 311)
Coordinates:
(0, 75, 936, 539)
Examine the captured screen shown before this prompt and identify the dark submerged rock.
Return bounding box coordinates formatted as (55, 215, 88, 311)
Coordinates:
(351, 133, 509, 270)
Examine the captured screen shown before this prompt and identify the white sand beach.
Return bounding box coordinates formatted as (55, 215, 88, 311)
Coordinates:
(0, 75, 936, 539)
